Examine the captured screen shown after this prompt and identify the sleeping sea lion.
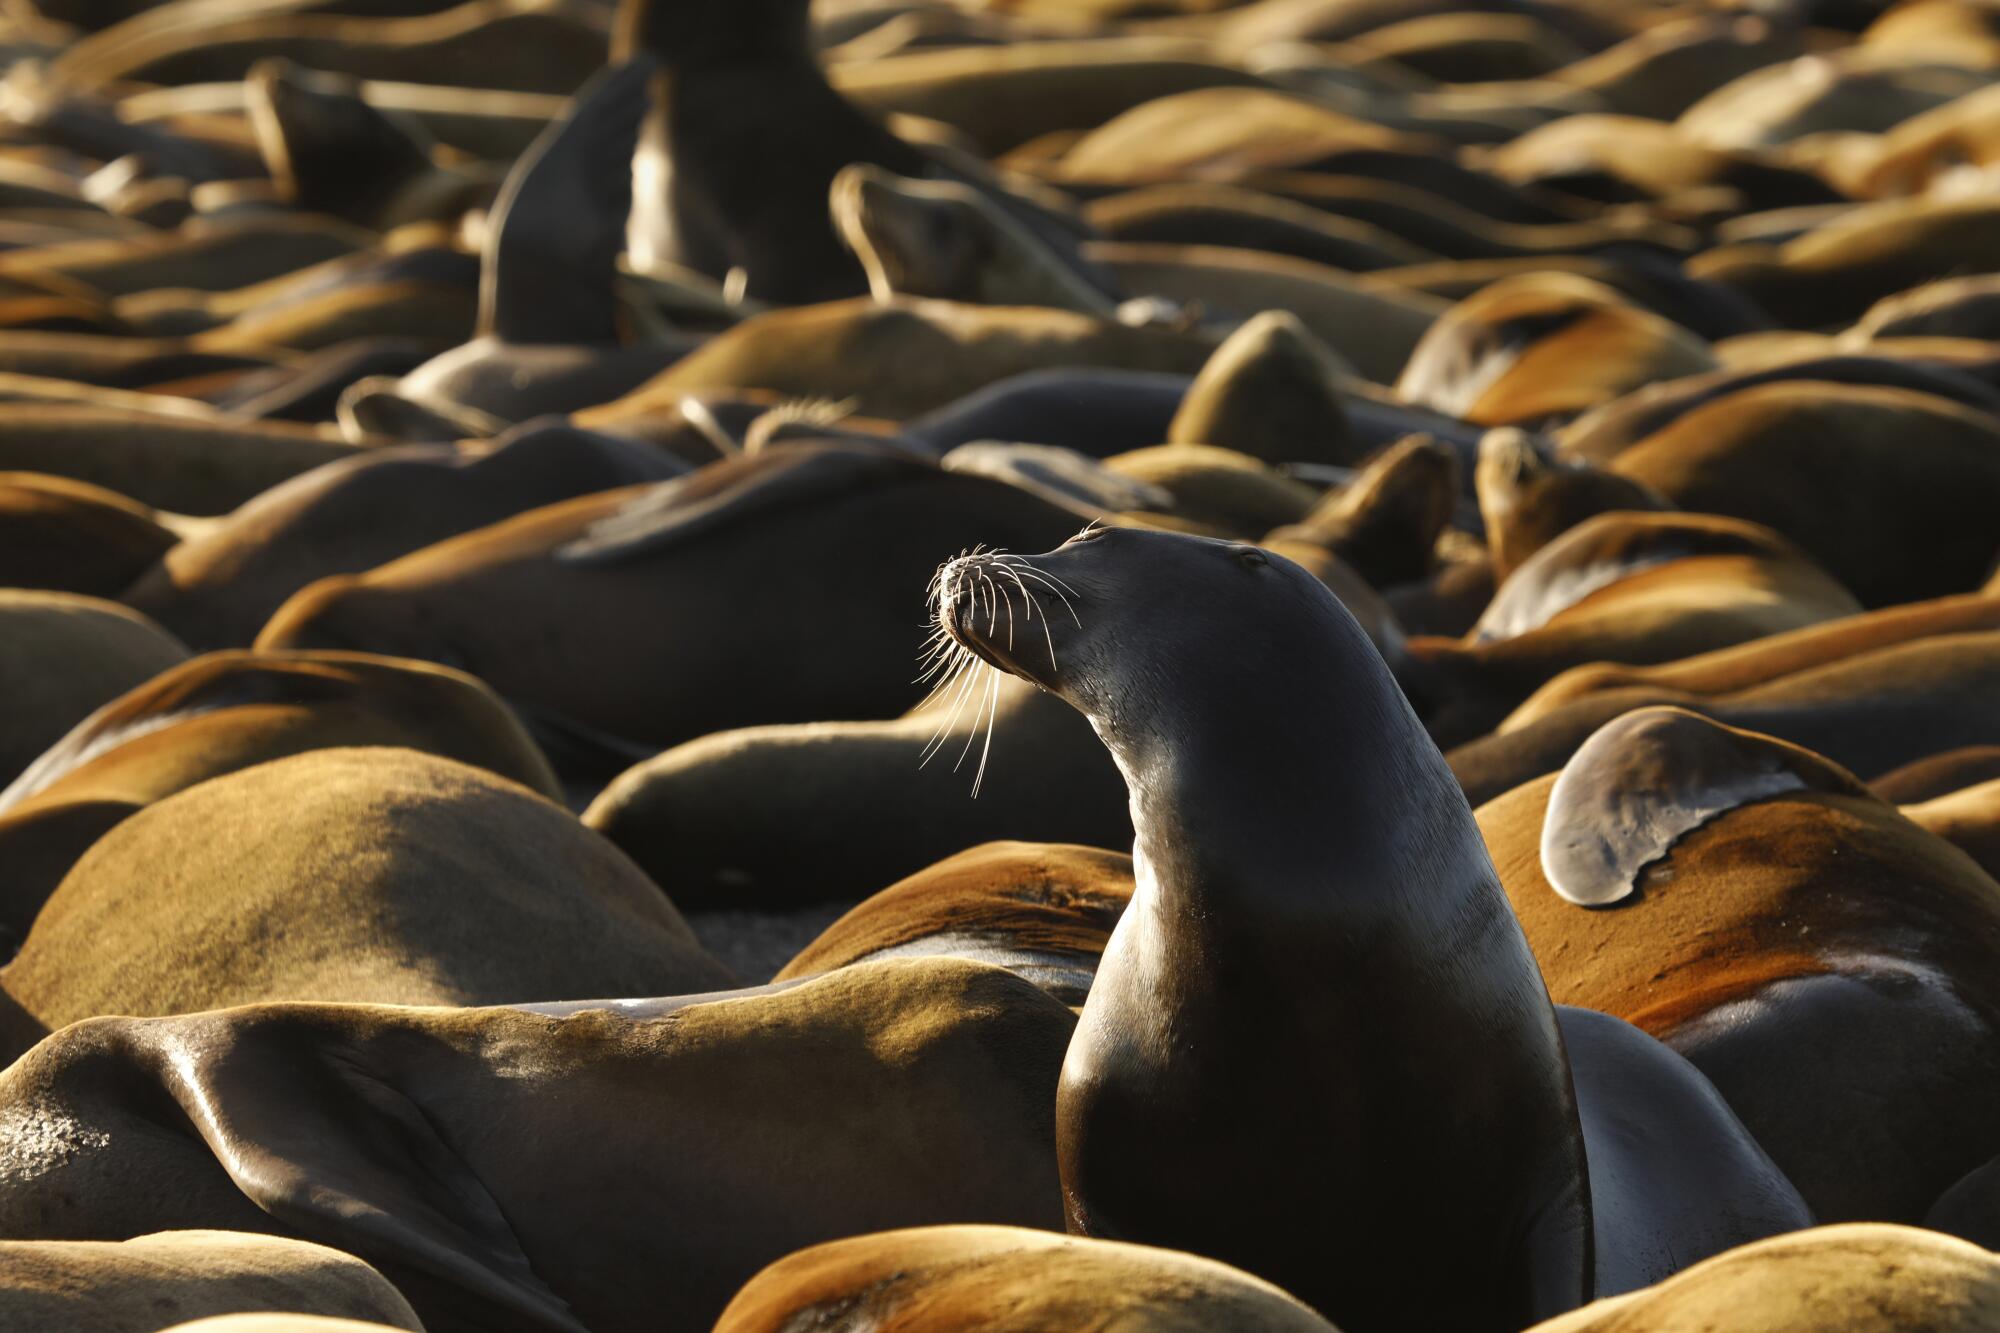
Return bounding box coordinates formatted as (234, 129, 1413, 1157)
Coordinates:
(0, 590, 188, 784)
(1478, 707, 2000, 1221)
(0, 470, 177, 596)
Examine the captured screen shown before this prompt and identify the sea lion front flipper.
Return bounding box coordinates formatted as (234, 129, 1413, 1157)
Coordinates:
(146, 1013, 587, 1333)
(481, 57, 654, 346)
(246, 59, 435, 222)
(558, 442, 929, 565)
(1540, 707, 1868, 907)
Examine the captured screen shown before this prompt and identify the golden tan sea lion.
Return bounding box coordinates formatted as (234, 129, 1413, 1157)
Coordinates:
(0, 957, 1073, 1333)
(0, 1232, 422, 1332)
(1264, 432, 1458, 588)
(1474, 428, 1668, 583)
(1478, 708, 2000, 1221)
(0, 746, 729, 1059)
(714, 1226, 1337, 1333)
(0, 649, 562, 936)
(1525, 1225, 2000, 1333)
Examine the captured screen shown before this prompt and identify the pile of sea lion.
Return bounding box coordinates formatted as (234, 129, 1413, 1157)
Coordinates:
(0, 0, 1997, 1328)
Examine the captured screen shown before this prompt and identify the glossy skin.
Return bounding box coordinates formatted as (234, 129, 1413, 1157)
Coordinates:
(940, 528, 1591, 1331)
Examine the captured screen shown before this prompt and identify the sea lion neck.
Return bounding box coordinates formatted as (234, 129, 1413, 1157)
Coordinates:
(612, 0, 815, 70)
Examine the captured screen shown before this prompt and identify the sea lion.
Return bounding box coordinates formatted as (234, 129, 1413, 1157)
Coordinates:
(0, 746, 733, 1060)
(934, 531, 1805, 1329)
(0, 214, 374, 299)
(0, 957, 1073, 1333)
(1851, 272, 2000, 342)
(1163, 309, 1359, 467)
(584, 673, 1130, 911)
(1688, 196, 2000, 329)
(246, 59, 495, 231)
(576, 297, 1215, 425)
(830, 163, 1122, 316)
(831, 36, 1274, 156)
(1084, 240, 1445, 383)
(1395, 272, 1716, 428)
(1085, 182, 1444, 271)
(1451, 627, 2000, 807)
(1478, 707, 2000, 1221)
(0, 404, 367, 516)
(902, 367, 1189, 456)
(1099, 443, 1318, 536)
(1555, 352, 2000, 464)
(214, 338, 439, 423)
(1902, 777, 2000, 884)
(255, 444, 1088, 763)
(1043, 86, 1428, 186)
(1603, 381, 2000, 607)
(0, 470, 177, 596)
(713, 1225, 1336, 1333)
(1342, 12, 1589, 83)
(0, 1232, 422, 1332)
(1504, 591, 2000, 734)
(0, 590, 188, 785)
(1474, 428, 1668, 582)
(53, 0, 611, 94)
(776, 842, 1132, 1005)
(0, 649, 562, 937)
(1263, 432, 1459, 588)
(1479, 113, 1847, 214)
(1400, 510, 1862, 748)
(1525, 1224, 2000, 1333)
(1677, 50, 1989, 151)
(1548, 13, 1806, 121)
(1852, 80, 2000, 198)
(1873, 744, 2000, 804)
(123, 417, 685, 650)
(1215, 0, 1626, 54)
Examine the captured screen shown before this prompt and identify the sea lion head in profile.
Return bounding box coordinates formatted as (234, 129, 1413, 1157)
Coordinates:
(929, 525, 1593, 1331)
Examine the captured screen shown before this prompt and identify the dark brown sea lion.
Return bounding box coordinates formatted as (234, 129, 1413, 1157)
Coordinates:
(0, 214, 373, 298)
(0, 590, 188, 785)
(1162, 310, 1359, 467)
(0, 470, 176, 596)
(577, 296, 1215, 426)
(935, 531, 1805, 1330)
(1604, 381, 2000, 607)
(0, 1232, 422, 1332)
(713, 1225, 1336, 1333)
(1689, 196, 2000, 329)
(1478, 707, 2000, 1222)
(1474, 428, 1668, 583)
(1525, 1225, 2000, 1333)
(1549, 13, 1805, 120)
(124, 418, 683, 650)
(0, 649, 561, 938)
(0, 957, 1073, 1333)
(1263, 432, 1458, 588)
(1452, 626, 2000, 807)
(1395, 272, 1715, 428)
(255, 444, 1087, 761)
(0, 746, 731, 1060)
(584, 673, 1129, 911)
(1851, 272, 2000, 341)
(1401, 510, 1862, 748)
(776, 841, 1132, 1006)
(1341, 11, 1588, 82)
(0, 404, 367, 516)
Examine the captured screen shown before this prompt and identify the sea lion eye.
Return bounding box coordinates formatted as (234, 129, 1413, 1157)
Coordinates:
(1235, 547, 1268, 569)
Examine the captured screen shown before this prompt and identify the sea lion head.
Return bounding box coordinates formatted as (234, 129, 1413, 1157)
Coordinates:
(931, 526, 1370, 756)
(832, 164, 988, 305)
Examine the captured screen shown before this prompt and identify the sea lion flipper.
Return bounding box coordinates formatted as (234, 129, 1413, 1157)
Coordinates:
(1540, 707, 1867, 907)
(558, 443, 925, 564)
(481, 57, 655, 345)
(153, 1015, 587, 1332)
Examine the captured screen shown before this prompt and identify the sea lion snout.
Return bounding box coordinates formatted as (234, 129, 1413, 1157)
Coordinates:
(934, 550, 1074, 690)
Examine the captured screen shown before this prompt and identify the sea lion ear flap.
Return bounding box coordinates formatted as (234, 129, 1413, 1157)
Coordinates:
(480, 57, 654, 345)
(149, 1013, 587, 1333)
(245, 60, 433, 219)
(1541, 707, 1868, 908)
(1167, 310, 1358, 469)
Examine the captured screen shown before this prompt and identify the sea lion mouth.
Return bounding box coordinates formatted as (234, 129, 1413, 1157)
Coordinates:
(927, 550, 1077, 692)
